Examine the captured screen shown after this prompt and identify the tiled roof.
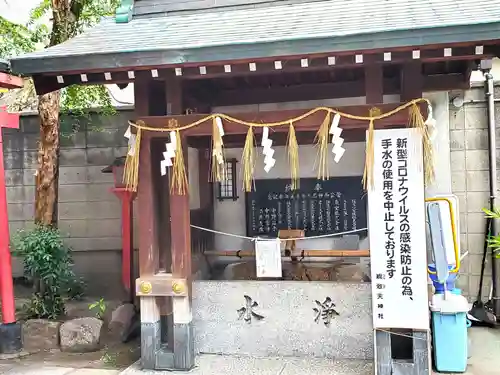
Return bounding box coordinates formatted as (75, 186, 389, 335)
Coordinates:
(10, 0, 500, 74)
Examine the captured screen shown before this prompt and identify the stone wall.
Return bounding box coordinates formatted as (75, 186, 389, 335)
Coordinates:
(3, 109, 135, 297)
(450, 85, 500, 301)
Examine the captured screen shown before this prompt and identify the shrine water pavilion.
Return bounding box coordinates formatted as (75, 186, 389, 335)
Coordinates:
(9, 0, 500, 371)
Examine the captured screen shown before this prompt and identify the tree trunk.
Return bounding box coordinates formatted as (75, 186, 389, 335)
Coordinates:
(34, 0, 80, 226)
(34, 91, 60, 225)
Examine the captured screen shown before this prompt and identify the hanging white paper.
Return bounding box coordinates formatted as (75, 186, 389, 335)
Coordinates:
(169, 131, 177, 150)
(255, 238, 282, 277)
(164, 149, 175, 160)
(127, 134, 136, 156)
(333, 146, 345, 163)
(331, 127, 343, 144)
(262, 138, 273, 152)
(264, 147, 275, 159)
(262, 126, 270, 144)
(261, 126, 276, 172)
(160, 159, 172, 176)
(263, 158, 276, 173)
(124, 126, 132, 139)
(329, 113, 341, 134)
(215, 116, 225, 137)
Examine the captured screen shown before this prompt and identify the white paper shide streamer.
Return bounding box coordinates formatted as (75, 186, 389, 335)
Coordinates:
(160, 131, 177, 176)
(329, 113, 345, 163)
(213, 116, 225, 166)
(261, 127, 276, 173)
(124, 126, 137, 157)
(425, 103, 437, 141)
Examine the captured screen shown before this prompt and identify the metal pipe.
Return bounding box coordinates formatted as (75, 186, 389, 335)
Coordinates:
(482, 62, 500, 316)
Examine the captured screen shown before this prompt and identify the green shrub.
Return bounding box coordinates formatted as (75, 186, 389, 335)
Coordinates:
(12, 225, 85, 319)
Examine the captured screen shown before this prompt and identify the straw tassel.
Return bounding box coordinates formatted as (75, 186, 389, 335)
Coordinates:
(211, 117, 227, 182)
(241, 127, 255, 192)
(363, 119, 375, 190)
(408, 103, 435, 186)
(287, 122, 300, 190)
(123, 125, 142, 192)
(170, 130, 188, 195)
(314, 112, 330, 181)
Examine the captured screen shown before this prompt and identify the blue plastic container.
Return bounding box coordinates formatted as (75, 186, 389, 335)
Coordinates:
(428, 264, 458, 292)
(431, 289, 469, 373)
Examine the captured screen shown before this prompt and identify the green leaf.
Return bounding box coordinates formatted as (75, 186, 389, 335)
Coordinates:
(483, 207, 500, 219)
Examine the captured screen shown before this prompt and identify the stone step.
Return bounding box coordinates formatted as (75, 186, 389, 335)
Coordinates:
(120, 356, 374, 375)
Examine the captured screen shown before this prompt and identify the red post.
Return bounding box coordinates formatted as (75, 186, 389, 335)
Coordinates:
(121, 197, 132, 291)
(111, 189, 136, 299)
(0, 106, 20, 324)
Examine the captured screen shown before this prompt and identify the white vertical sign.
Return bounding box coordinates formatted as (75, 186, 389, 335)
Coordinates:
(255, 238, 282, 278)
(368, 128, 429, 330)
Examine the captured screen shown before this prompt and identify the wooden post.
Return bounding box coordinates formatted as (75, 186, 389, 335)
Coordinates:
(166, 77, 195, 370)
(401, 62, 423, 100)
(135, 79, 162, 370)
(365, 64, 384, 104)
(198, 149, 212, 210)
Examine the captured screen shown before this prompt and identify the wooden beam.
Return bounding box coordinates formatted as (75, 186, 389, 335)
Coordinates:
(190, 74, 466, 108)
(0, 72, 23, 89)
(424, 73, 468, 91)
(139, 103, 423, 137)
(30, 43, 498, 94)
(187, 129, 373, 149)
(203, 78, 396, 107)
(401, 62, 423, 101)
(203, 249, 370, 258)
(365, 65, 384, 104)
(154, 44, 496, 81)
(198, 149, 212, 209)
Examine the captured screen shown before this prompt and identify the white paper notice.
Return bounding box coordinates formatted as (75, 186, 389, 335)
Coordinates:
(255, 238, 282, 278)
(368, 128, 429, 330)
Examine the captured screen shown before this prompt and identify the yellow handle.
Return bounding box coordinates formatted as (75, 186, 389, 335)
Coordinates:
(425, 197, 460, 274)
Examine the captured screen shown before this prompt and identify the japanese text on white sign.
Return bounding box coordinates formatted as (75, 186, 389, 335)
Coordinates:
(255, 238, 282, 278)
(368, 128, 429, 330)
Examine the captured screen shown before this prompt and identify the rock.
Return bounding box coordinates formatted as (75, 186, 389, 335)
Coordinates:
(331, 263, 366, 282)
(108, 303, 136, 341)
(283, 262, 370, 282)
(222, 260, 370, 282)
(223, 262, 257, 280)
(192, 253, 211, 280)
(22, 319, 61, 351)
(60, 317, 103, 353)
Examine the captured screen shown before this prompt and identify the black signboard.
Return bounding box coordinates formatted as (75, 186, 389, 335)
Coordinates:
(245, 177, 367, 237)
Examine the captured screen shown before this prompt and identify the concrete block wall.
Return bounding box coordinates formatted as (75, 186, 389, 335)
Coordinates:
(450, 85, 500, 301)
(3, 109, 135, 297)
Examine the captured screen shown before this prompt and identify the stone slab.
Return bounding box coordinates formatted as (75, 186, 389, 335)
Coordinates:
(192, 281, 373, 359)
(68, 370, 121, 375)
(22, 319, 61, 351)
(4, 366, 75, 375)
(121, 356, 373, 375)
